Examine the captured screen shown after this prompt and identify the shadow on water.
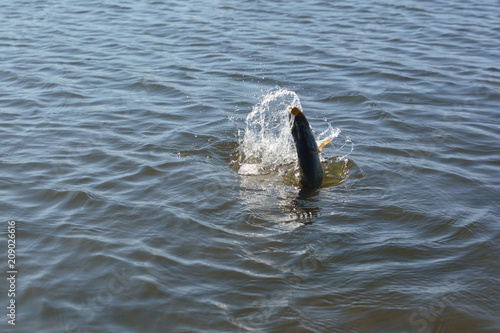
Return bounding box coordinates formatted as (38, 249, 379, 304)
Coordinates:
(236, 156, 357, 225)
(279, 187, 321, 224)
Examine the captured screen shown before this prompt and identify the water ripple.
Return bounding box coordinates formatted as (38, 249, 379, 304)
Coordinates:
(1, 0, 500, 332)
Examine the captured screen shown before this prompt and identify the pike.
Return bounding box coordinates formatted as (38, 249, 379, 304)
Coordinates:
(289, 107, 331, 188)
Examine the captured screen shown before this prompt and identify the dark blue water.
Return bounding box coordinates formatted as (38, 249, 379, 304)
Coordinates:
(1, 0, 499, 332)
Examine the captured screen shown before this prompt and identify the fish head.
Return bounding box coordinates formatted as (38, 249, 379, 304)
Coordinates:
(290, 107, 301, 116)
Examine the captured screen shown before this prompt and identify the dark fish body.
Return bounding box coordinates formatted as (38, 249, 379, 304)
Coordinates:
(290, 107, 323, 188)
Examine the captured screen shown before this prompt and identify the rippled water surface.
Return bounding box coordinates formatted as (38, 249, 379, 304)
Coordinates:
(1, 0, 500, 332)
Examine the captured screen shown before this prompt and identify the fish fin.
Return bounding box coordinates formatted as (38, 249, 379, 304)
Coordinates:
(317, 138, 332, 151)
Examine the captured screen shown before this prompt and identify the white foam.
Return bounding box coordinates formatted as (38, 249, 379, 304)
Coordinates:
(238, 88, 299, 174)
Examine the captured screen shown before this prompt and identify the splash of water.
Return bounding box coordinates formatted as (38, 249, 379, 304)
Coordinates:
(238, 88, 299, 175)
(237, 88, 350, 179)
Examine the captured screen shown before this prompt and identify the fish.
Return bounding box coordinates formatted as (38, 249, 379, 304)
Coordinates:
(289, 107, 331, 188)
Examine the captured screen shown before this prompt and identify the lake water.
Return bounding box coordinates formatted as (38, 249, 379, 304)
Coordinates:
(1, 0, 499, 332)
